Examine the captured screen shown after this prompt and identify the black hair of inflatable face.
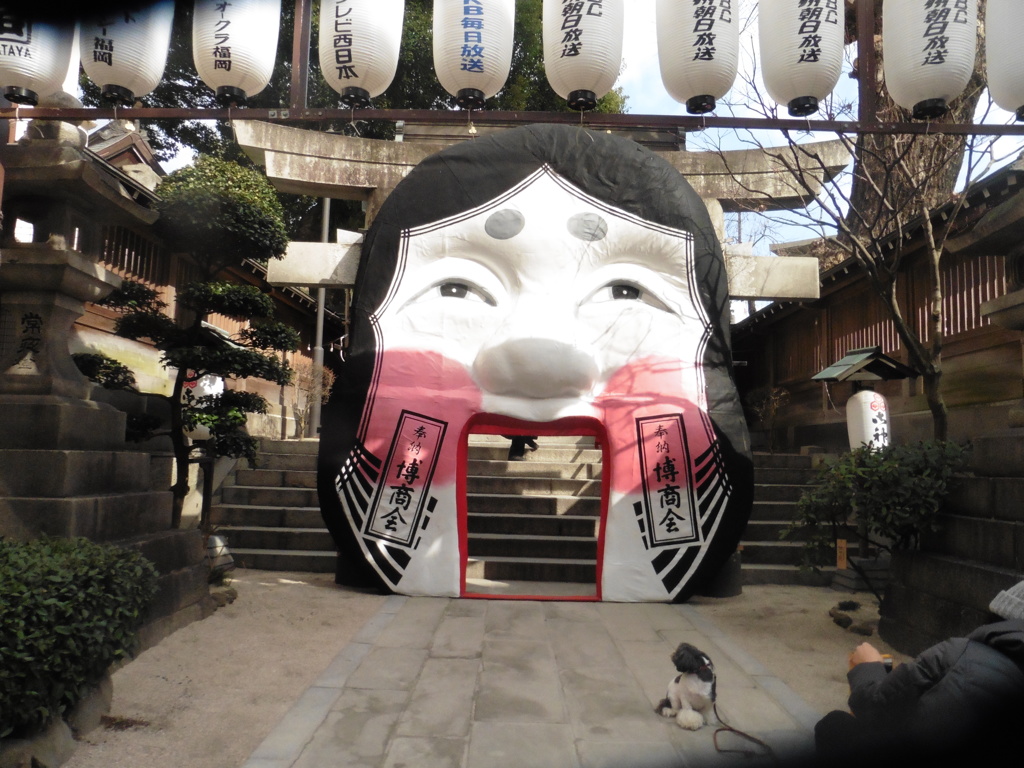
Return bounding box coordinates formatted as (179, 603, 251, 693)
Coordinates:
(317, 123, 753, 596)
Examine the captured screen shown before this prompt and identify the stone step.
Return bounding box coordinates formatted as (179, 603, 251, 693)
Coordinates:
(467, 446, 603, 463)
(467, 532, 598, 560)
(467, 512, 600, 537)
(466, 493, 601, 516)
(466, 556, 597, 583)
(737, 539, 808, 565)
(232, 468, 318, 488)
(752, 452, 815, 469)
(210, 504, 325, 529)
(749, 500, 801, 521)
(468, 435, 596, 447)
(229, 548, 336, 573)
(466, 459, 602, 480)
(215, 525, 335, 551)
(751, 484, 811, 502)
(254, 452, 320, 471)
(258, 439, 320, 455)
(221, 485, 319, 507)
(466, 475, 601, 497)
(740, 563, 833, 586)
(753, 466, 818, 486)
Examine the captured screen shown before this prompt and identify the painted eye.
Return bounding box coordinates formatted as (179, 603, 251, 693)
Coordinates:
(611, 284, 642, 300)
(436, 281, 495, 305)
(439, 282, 470, 298)
(587, 280, 672, 313)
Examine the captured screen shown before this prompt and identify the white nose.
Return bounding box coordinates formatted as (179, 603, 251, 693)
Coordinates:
(473, 337, 599, 399)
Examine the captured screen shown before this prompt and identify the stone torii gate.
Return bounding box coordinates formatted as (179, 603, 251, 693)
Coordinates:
(233, 121, 848, 302)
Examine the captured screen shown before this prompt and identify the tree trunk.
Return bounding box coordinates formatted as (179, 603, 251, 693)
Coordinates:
(923, 370, 949, 442)
(168, 365, 190, 528)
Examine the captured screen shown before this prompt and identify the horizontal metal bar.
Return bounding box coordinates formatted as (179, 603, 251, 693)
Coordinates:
(4, 107, 1023, 137)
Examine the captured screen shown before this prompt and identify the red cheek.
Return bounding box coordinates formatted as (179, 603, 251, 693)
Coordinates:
(595, 357, 713, 495)
(362, 350, 482, 484)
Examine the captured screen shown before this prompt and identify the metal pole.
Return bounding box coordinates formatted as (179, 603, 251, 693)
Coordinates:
(308, 197, 330, 437)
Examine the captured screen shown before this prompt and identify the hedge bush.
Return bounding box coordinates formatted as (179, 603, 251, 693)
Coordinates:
(0, 538, 159, 739)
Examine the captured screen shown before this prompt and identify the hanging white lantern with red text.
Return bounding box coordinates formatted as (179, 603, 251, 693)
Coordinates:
(433, 0, 515, 109)
(193, 0, 281, 105)
(319, 0, 404, 108)
(883, 0, 977, 120)
(758, 0, 844, 117)
(986, 0, 1024, 121)
(0, 15, 74, 106)
(80, 1, 176, 106)
(656, 0, 738, 114)
(542, 0, 623, 111)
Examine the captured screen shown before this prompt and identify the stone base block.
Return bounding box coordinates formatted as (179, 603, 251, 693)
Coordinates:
(0, 396, 125, 451)
(879, 551, 1021, 655)
(0, 449, 152, 497)
(0, 490, 172, 541)
(970, 428, 1024, 477)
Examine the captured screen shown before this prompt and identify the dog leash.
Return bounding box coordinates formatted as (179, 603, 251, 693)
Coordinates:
(712, 702, 779, 763)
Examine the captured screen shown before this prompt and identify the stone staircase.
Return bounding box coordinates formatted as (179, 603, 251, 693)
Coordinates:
(210, 439, 336, 572)
(464, 435, 602, 594)
(740, 452, 831, 586)
(210, 439, 825, 589)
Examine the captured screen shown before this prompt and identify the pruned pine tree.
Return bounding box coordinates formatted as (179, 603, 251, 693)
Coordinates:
(102, 157, 298, 528)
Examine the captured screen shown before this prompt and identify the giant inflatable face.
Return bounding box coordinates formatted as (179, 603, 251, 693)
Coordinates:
(319, 124, 752, 602)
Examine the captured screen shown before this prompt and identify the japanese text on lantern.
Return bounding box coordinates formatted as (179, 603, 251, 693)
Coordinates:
(365, 411, 446, 547)
(460, 0, 487, 74)
(795, 0, 839, 65)
(921, 0, 970, 66)
(211, 1, 233, 72)
(559, 0, 604, 58)
(637, 414, 700, 547)
(331, 0, 357, 80)
(91, 15, 130, 67)
(690, 0, 732, 62)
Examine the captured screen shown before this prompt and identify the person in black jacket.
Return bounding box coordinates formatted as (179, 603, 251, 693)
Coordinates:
(814, 619, 1024, 765)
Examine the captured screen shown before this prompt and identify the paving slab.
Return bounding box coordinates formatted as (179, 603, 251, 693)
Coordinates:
(242, 596, 821, 768)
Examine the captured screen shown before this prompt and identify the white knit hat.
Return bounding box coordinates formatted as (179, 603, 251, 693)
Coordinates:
(989, 580, 1024, 620)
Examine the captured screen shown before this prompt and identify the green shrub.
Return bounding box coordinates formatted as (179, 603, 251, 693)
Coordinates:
(0, 538, 159, 739)
(785, 441, 972, 571)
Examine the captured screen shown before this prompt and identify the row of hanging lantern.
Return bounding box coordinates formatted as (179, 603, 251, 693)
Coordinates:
(1, 1, 1023, 122)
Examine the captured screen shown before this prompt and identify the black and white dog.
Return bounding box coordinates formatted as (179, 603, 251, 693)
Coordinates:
(655, 642, 717, 730)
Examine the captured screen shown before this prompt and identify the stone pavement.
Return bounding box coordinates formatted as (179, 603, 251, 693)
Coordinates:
(241, 596, 822, 768)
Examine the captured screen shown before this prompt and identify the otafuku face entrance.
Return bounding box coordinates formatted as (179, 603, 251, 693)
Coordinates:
(319, 125, 752, 602)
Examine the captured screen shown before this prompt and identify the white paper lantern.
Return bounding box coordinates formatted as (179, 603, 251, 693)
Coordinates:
(182, 371, 225, 440)
(433, 0, 515, 109)
(319, 0, 404, 108)
(542, 0, 623, 111)
(847, 389, 889, 450)
(656, 0, 738, 114)
(759, 0, 845, 117)
(193, 0, 281, 105)
(986, 0, 1024, 121)
(0, 15, 74, 106)
(883, 0, 977, 120)
(80, 1, 175, 106)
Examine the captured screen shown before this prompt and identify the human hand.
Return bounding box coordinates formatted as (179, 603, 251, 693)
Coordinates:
(848, 642, 884, 670)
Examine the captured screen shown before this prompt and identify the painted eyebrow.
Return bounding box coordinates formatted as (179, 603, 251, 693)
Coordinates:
(567, 212, 608, 242)
(484, 209, 526, 240)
